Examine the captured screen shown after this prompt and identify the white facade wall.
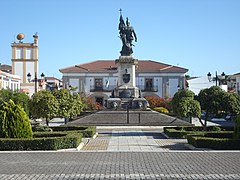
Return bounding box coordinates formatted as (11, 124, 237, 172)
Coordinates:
(63, 72, 185, 98)
(169, 79, 178, 97)
(26, 62, 35, 82)
(14, 62, 23, 83)
(0, 71, 21, 91)
(187, 76, 216, 95)
(69, 78, 79, 92)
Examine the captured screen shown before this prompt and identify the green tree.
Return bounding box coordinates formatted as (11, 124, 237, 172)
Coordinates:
(0, 100, 33, 138)
(30, 90, 58, 126)
(0, 89, 30, 115)
(222, 93, 240, 116)
(172, 89, 201, 120)
(52, 89, 83, 122)
(52, 89, 72, 118)
(222, 93, 240, 139)
(69, 92, 83, 118)
(197, 86, 240, 129)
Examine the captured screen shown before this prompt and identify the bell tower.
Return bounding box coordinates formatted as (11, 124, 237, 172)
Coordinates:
(11, 33, 39, 89)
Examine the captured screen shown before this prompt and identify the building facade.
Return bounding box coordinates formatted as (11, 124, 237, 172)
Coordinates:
(11, 33, 41, 96)
(45, 77, 63, 91)
(0, 70, 21, 91)
(60, 60, 188, 105)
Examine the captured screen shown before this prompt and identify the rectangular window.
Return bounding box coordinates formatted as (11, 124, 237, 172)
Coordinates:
(26, 48, 33, 59)
(95, 78, 103, 91)
(16, 48, 23, 59)
(145, 78, 153, 90)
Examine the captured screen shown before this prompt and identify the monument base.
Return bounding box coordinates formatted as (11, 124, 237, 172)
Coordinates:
(106, 55, 149, 110)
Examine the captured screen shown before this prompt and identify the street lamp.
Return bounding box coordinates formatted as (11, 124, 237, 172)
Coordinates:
(27, 72, 45, 93)
(207, 71, 225, 86)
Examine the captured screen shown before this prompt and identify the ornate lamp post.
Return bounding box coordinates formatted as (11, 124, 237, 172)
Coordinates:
(27, 72, 45, 93)
(207, 71, 225, 86)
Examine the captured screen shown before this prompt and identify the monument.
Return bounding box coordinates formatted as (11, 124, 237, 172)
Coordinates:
(106, 10, 148, 109)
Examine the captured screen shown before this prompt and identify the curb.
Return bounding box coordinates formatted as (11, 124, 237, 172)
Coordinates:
(57, 133, 99, 152)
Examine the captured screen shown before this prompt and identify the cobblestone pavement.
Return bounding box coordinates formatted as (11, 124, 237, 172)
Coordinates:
(81, 128, 190, 152)
(0, 152, 240, 179)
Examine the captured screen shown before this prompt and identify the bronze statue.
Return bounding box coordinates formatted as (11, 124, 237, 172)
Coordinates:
(118, 9, 137, 56)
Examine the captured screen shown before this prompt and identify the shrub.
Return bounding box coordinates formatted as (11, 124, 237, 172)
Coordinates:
(0, 132, 82, 151)
(50, 126, 96, 138)
(145, 96, 172, 111)
(187, 133, 240, 150)
(0, 100, 33, 138)
(0, 89, 30, 115)
(212, 126, 221, 132)
(172, 89, 201, 118)
(32, 124, 53, 132)
(163, 126, 234, 138)
(234, 115, 240, 139)
(153, 107, 169, 114)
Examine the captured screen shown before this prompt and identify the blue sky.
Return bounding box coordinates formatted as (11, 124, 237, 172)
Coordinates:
(1, 0, 240, 79)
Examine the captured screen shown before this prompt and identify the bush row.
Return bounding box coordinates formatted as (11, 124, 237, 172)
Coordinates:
(163, 126, 234, 138)
(0, 132, 82, 151)
(49, 126, 96, 138)
(187, 133, 240, 150)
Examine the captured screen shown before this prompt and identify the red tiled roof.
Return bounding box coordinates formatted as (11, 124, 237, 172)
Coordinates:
(59, 60, 188, 73)
(45, 76, 62, 81)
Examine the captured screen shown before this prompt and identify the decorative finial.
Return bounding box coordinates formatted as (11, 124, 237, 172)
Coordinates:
(16, 33, 25, 43)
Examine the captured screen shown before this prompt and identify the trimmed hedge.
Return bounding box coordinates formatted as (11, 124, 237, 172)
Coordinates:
(50, 126, 96, 138)
(187, 133, 240, 150)
(0, 132, 82, 151)
(164, 126, 234, 138)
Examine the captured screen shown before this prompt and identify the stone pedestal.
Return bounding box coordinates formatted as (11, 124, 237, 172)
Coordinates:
(106, 56, 148, 110)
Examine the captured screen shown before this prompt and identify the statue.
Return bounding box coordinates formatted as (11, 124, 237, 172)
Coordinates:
(118, 9, 137, 56)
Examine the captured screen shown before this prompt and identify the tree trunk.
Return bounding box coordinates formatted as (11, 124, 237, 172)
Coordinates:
(46, 118, 49, 126)
(198, 118, 205, 126)
(203, 111, 209, 131)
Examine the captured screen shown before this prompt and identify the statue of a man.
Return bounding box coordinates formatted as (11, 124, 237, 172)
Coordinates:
(118, 13, 137, 56)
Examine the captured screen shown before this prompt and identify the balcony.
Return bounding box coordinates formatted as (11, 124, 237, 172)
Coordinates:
(90, 85, 117, 92)
(137, 85, 158, 92)
(90, 85, 158, 92)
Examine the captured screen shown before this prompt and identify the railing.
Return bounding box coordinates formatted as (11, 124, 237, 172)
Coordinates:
(90, 85, 158, 92)
(90, 85, 117, 92)
(137, 85, 158, 92)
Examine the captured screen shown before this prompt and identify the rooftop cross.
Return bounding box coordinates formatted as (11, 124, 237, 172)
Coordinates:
(119, 8, 122, 15)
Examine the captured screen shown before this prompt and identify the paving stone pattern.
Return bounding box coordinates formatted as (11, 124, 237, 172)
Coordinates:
(0, 152, 239, 179)
(81, 129, 189, 152)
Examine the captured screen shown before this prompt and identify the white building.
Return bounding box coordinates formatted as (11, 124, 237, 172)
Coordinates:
(187, 76, 216, 95)
(60, 60, 188, 105)
(0, 70, 21, 91)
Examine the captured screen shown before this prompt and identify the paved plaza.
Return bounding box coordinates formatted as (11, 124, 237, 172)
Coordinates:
(0, 151, 239, 179)
(81, 127, 189, 152)
(1, 126, 240, 179)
